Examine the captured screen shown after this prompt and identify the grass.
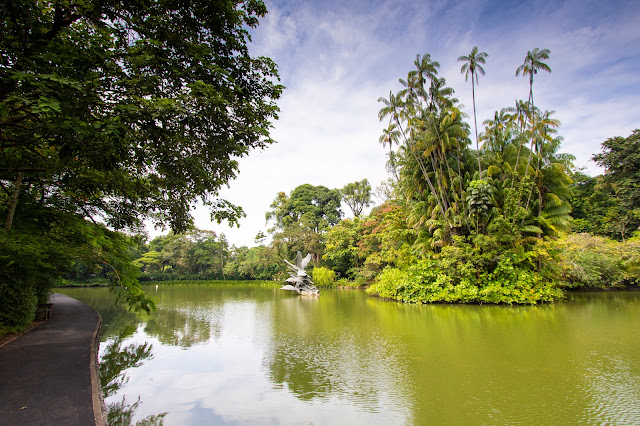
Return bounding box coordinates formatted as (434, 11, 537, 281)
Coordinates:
(142, 279, 282, 287)
(58, 277, 111, 287)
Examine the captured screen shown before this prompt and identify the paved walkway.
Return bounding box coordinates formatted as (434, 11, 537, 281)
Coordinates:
(0, 293, 104, 425)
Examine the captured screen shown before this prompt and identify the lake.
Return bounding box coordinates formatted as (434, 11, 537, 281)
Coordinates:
(58, 284, 640, 425)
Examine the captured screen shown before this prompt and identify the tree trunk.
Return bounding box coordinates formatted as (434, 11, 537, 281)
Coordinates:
(538, 183, 543, 239)
(472, 77, 482, 176)
(220, 251, 226, 280)
(5, 172, 24, 231)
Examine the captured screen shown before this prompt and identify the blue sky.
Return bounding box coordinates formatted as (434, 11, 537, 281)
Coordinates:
(181, 0, 640, 247)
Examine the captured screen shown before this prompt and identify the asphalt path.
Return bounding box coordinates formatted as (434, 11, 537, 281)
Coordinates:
(0, 293, 103, 425)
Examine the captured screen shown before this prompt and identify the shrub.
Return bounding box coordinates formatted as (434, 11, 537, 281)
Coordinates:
(312, 267, 337, 287)
(543, 234, 640, 289)
(366, 234, 563, 305)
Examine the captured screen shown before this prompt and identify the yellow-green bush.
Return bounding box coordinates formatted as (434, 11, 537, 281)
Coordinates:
(312, 267, 337, 287)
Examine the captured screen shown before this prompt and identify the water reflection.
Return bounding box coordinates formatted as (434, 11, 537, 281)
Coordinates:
(264, 293, 414, 422)
(57, 287, 640, 425)
(100, 330, 167, 425)
(143, 307, 215, 347)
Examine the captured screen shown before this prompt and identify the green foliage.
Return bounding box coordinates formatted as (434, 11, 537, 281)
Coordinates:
(265, 184, 343, 264)
(224, 245, 284, 280)
(340, 179, 373, 217)
(542, 234, 640, 289)
(591, 129, 640, 240)
(323, 218, 365, 277)
(334, 278, 366, 288)
(466, 179, 492, 233)
(130, 230, 285, 283)
(323, 203, 415, 280)
(0, 207, 155, 329)
(312, 267, 336, 287)
(1, 0, 282, 232)
(364, 50, 584, 304)
(367, 236, 562, 305)
(266, 184, 342, 233)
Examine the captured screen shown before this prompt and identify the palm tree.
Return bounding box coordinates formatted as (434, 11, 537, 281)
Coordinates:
(428, 77, 458, 112)
(505, 99, 532, 176)
(458, 46, 489, 177)
(378, 91, 445, 215)
(515, 48, 551, 177)
(410, 53, 440, 100)
(380, 123, 401, 180)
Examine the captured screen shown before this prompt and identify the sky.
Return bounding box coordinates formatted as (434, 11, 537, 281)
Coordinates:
(154, 0, 640, 247)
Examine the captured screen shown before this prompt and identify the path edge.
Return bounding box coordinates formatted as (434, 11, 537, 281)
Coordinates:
(86, 301, 106, 426)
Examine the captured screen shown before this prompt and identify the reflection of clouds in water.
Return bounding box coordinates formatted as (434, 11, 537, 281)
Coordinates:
(584, 354, 640, 424)
(103, 297, 412, 425)
(263, 293, 413, 422)
(77, 287, 640, 424)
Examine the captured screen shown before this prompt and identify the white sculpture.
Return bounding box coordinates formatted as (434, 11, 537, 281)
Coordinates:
(281, 252, 319, 296)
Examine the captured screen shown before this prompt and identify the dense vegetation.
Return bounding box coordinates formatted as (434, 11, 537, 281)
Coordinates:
(363, 50, 639, 303)
(98, 50, 640, 306)
(0, 0, 282, 333)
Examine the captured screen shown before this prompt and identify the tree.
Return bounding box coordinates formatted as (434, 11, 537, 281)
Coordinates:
(458, 46, 489, 176)
(341, 179, 372, 217)
(379, 54, 473, 247)
(593, 129, 640, 240)
(570, 172, 626, 239)
(1, 0, 283, 232)
(265, 184, 342, 263)
(266, 184, 342, 234)
(0, 0, 282, 326)
(515, 48, 551, 177)
(323, 218, 364, 277)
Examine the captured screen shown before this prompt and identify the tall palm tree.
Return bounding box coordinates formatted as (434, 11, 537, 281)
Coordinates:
(410, 53, 440, 104)
(515, 48, 551, 177)
(458, 46, 489, 177)
(505, 99, 532, 176)
(378, 91, 445, 215)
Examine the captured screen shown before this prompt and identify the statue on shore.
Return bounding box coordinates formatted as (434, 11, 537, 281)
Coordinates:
(281, 252, 320, 296)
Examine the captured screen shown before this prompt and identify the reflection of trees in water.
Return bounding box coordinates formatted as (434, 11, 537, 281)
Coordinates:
(143, 306, 218, 347)
(267, 335, 334, 401)
(100, 332, 167, 425)
(263, 292, 413, 417)
(105, 396, 166, 426)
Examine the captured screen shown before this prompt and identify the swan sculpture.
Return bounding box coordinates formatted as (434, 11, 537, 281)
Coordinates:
(281, 252, 320, 296)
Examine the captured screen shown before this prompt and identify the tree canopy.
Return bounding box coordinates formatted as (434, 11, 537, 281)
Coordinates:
(592, 129, 640, 240)
(1, 0, 283, 232)
(340, 179, 372, 217)
(266, 184, 342, 233)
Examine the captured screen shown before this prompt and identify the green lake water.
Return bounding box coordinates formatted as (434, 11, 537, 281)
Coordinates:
(58, 284, 640, 425)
